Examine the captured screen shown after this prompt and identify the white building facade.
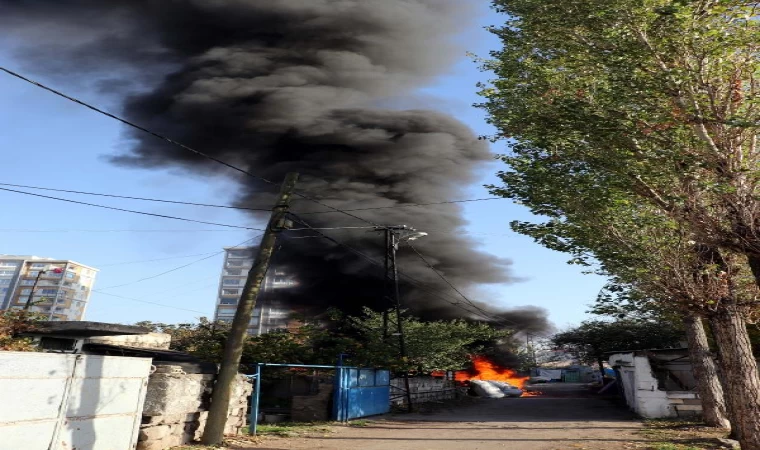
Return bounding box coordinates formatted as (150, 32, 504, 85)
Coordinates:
(213, 247, 295, 335)
(0, 255, 98, 320)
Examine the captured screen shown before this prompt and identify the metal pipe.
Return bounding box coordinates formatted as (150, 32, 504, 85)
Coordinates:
(251, 364, 262, 436)
(258, 363, 347, 369)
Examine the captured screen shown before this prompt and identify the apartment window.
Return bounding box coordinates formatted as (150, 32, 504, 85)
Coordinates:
(0, 280, 10, 286)
(19, 280, 35, 286)
(40, 289, 58, 295)
(222, 289, 240, 296)
(227, 260, 244, 267)
(0, 262, 19, 267)
(227, 250, 251, 258)
(65, 271, 76, 279)
(226, 269, 243, 276)
(222, 279, 240, 286)
(219, 298, 237, 305)
(30, 263, 46, 269)
(0, 270, 16, 276)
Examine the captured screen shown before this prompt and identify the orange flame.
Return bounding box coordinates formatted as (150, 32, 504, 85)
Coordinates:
(454, 356, 530, 389)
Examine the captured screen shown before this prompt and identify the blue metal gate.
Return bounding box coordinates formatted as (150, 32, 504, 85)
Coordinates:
(249, 363, 390, 435)
(333, 367, 391, 421)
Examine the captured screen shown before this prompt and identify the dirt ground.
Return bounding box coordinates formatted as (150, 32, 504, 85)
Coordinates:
(240, 384, 652, 450)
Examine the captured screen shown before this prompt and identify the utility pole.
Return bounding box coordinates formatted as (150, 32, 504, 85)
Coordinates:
(379, 225, 426, 412)
(202, 172, 299, 445)
(23, 270, 46, 310)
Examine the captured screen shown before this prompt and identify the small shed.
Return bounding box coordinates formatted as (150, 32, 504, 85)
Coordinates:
(21, 320, 151, 352)
(608, 348, 701, 418)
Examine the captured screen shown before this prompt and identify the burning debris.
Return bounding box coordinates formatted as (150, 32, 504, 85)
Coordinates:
(450, 356, 544, 398)
(1, 1, 551, 330)
(455, 356, 529, 388)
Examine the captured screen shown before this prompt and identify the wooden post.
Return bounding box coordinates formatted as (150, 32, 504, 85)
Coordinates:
(201, 172, 299, 445)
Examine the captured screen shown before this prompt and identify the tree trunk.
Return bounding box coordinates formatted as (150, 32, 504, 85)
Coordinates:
(597, 355, 606, 380)
(709, 305, 760, 449)
(747, 254, 760, 288)
(683, 312, 730, 429)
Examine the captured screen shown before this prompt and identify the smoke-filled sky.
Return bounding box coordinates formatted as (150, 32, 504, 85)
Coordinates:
(0, 1, 607, 333)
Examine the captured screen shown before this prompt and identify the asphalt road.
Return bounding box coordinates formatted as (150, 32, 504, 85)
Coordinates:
(246, 384, 648, 450)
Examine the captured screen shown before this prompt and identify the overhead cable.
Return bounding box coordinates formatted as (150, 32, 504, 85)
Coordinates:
(96, 234, 263, 291)
(0, 67, 380, 228)
(0, 187, 264, 231)
(0, 182, 270, 212)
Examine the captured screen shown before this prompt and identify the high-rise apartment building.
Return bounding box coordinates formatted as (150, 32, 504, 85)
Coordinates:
(0, 255, 98, 321)
(213, 247, 296, 335)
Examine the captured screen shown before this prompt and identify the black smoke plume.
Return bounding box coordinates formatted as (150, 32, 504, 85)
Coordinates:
(1, 0, 550, 333)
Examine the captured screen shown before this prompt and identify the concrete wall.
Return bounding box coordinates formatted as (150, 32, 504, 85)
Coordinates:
(0, 352, 152, 450)
(137, 364, 252, 450)
(609, 352, 701, 419)
(86, 333, 171, 350)
(390, 376, 456, 406)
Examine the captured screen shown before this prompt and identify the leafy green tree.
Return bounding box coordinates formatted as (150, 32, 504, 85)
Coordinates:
(345, 308, 512, 373)
(481, 0, 760, 441)
(0, 310, 42, 352)
(136, 309, 511, 374)
(553, 319, 683, 377)
(135, 318, 230, 363)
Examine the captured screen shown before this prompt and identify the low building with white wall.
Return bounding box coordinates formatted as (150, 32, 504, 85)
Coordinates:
(608, 348, 702, 419)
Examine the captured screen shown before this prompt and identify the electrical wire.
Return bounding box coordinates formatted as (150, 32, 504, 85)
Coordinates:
(286, 226, 378, 231)
(296, 197, 504, 215)
(0, 187, 265, 231)
(407, 241, 553, 338)
(90, 290, 209, 315)
(0, 182, 270, 212)
(0, 229, 242, 233)
(0, 67, 380, 228)
(287, 213, 517, 324)
(97, 251, 222, 268)
(406, 241, 529, 329)
(96, 234, 263, 291)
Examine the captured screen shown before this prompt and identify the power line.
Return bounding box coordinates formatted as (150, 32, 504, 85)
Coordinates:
(406, 241, 553, 338)
(296, 197, 504, 215)
(96, 234, 263, 291)
(286, 226, 377, 231)
(0, 67, 380, 228)
(97, 251, 221, 268)
(287, 214, 516, 324)
(0, 67, 278, 188)
(0, 229, 242, 233)
(0, 182, 270, 212)
(406, 241, 520, 326)
(90, 290, 209, 315)
(0, 187, 264, 231)
(0, 181, 505, 215)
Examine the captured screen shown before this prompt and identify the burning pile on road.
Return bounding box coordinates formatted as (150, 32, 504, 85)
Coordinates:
(453, 356, 536, 398)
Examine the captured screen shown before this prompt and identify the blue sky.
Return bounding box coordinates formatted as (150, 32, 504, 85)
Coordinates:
(0, 3, 606, 329)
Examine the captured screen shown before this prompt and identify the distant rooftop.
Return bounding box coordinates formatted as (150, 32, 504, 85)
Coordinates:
(0, 255, 99, 271)
(0, 255, 55, 261)
(25, 321, 150, 337)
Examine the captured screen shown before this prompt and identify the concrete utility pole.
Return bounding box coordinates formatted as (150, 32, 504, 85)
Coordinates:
(202, 172, 299, 445)
(380, 225, 426, 412)
(23, 269, 46, 310)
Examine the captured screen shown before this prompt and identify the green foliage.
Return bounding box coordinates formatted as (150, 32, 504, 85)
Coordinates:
(135, 318, 230, 363)
(0, 310, 43, 352)
(480, 0, 760, 320)
(553, 319, 683, 367)
(342, 308, 512, 372)
(136, 309, 511, 373)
